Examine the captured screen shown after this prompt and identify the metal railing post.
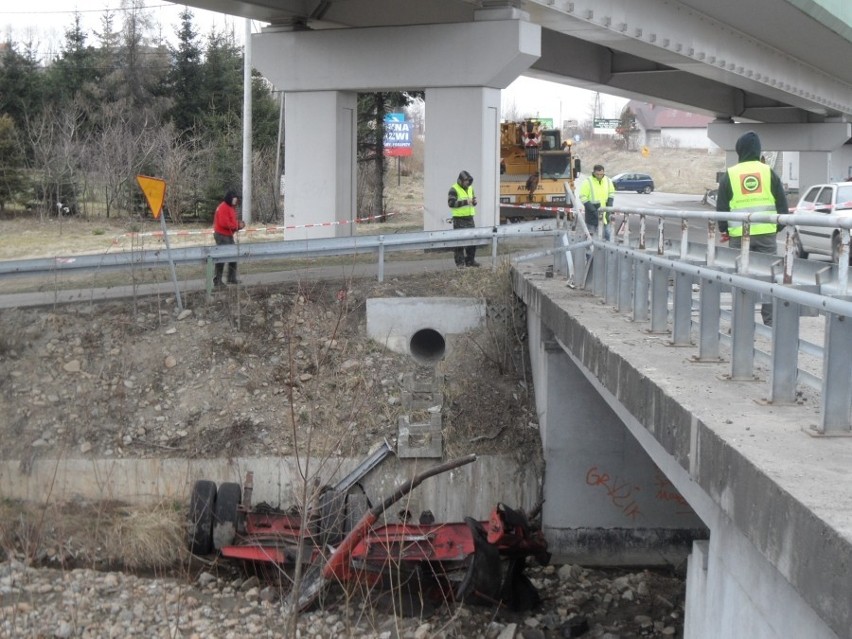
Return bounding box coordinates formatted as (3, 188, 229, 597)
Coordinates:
(671, 270, 693, 346)
(491, 226, 499, 269)
(838, 228, 849, 295)
(770, 298, 800, 403)
(650, 263, 669, 333)
(696, 277, 721, 360)
(819, 305, 852, 434)
(377, 235, 385, 282)
(593, 242, 606, 297)
(633, 256, 650, 322)
(206, 256, 214, 295)
(730, 288, 758, 380)
(605, 246, 618, 306)
(617, 250, 632, 312)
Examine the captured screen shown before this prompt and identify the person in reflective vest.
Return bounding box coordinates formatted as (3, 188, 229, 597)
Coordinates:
(717, 131, 789, 326)
(579, 164, 616, 240)
(448, 170, 480, 268)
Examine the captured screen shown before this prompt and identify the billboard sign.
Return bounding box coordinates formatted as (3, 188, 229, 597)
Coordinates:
(384, 113, 412, 157)
(593, 118, 620, 135)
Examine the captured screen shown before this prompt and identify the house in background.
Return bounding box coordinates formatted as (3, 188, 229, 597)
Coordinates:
(623, 101, 718, 150)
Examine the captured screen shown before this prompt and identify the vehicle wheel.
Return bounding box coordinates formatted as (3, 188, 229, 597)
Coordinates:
(212, 482, 241, 550)
(188, 480, 217, 555)
(642, 186, 652, 194)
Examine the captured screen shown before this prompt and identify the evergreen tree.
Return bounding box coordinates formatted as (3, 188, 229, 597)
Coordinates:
(0, 41, 45, 131)
(163, 9, 204, 137)
(45, 14, 98, 103)
(251, 71, 280, 150)
(201, 30, 243, 127)
(44, 13, 103, 135)
(0, 114, 26, 211)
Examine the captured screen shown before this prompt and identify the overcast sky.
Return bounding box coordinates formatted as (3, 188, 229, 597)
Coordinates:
(1, 1, 627, 124)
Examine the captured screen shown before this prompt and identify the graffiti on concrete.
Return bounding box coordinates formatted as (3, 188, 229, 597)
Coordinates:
(585, 465, 642, 520)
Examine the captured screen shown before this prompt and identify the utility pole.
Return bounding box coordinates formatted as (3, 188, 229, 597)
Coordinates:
(242, 18, 253, 224)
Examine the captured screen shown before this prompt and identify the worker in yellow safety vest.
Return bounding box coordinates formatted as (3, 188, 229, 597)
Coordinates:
(717, 131, 789, 326)
(579, 164, 616, 240)
(448, 170, 480, 268)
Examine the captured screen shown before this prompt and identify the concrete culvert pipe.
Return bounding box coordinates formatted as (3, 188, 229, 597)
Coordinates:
(409, 328, 446, 365)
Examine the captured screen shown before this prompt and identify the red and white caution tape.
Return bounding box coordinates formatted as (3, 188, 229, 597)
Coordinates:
(115, 211, 400, 240)
(501, 202, 577, 215)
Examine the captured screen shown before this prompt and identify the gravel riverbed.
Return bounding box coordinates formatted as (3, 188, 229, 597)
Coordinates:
(0, 559, 684, 638)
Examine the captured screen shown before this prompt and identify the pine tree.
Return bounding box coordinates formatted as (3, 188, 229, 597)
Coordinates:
(163, 9, 205, 138)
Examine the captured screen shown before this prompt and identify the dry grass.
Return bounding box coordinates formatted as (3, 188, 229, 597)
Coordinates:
(0, 498, 186, 572)
(581, 141, 726, 194)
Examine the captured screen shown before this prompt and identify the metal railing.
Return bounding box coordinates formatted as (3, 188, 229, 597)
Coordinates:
(2, 207, 851, 433)
(533, 207, 852, 435)
(0, 224, 558, 283)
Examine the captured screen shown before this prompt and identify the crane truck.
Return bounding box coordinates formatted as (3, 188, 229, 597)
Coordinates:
(499, 119, 581, 224)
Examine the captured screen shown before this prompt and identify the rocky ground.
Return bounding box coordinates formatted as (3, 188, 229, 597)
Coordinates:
(0, 163, 693, 637)
(0, 268, 539, 464)
(0, 558, 684, 638)
(0, 265, 687, 638)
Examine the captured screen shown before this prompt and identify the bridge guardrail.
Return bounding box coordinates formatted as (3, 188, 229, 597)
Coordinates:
(528, 207, 852, 435)
(2, 207, 851, 433)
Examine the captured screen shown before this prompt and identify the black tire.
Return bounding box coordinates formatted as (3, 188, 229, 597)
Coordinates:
(188, 480, 217, 555)
(213, 482, 242, 550)
(642, 186, 652, 194)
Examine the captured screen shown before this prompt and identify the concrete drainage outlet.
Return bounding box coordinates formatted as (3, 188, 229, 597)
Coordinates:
(409, 328, 446, 366)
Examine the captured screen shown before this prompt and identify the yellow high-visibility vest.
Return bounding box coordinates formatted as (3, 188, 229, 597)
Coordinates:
(451, 183, 476, 217)
(727, 161, 777, 237)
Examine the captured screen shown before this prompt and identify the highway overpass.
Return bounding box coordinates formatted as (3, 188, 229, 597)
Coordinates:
(177, 0, 852, 234)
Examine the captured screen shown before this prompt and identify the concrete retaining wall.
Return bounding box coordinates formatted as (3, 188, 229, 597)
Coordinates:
(0, 454, 541, 524)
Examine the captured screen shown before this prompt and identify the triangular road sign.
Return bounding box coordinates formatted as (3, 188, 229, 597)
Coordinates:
(136, 175, 167, 219)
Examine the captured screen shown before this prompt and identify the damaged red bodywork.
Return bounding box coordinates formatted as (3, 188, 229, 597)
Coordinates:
(187, 449, 549, 612)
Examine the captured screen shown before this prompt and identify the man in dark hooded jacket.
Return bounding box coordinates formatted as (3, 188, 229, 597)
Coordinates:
(717, 131, 788, 326)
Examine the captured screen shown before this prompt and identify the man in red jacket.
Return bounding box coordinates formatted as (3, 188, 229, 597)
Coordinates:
(212, 190, 245, 286)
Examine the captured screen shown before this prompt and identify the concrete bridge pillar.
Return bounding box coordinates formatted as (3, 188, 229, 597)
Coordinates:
(253, 17, 541, 237)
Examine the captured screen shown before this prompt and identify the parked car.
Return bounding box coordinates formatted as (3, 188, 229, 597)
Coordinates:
(611, 172, 654, 194)
(791, 181, 852, 262)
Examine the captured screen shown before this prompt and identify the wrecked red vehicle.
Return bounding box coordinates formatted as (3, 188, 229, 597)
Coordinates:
(187, 446, 549, 612)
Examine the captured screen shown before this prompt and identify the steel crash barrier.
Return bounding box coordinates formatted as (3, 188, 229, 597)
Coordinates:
(2, 207, 851, 433)
(511, 207, 852, 435)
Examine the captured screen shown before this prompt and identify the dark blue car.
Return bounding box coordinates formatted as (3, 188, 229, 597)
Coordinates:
(612, 172, 655, 194)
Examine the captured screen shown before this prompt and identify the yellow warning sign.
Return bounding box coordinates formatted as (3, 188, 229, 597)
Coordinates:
(641, 146, 650, 157)
(135, 175, 166, 219)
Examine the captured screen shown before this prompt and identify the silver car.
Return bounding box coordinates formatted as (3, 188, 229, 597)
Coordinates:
(792, 182, 852, 262)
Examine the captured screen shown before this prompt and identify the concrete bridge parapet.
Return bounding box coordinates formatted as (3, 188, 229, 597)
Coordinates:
(510, 263, 852, 639)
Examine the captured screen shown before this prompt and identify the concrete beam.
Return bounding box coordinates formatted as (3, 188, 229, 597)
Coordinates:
(524, 0, 852, 118)
(252, 20, 540, 236)
(708, 122, 852, 152)
(253, 20, 541, 91)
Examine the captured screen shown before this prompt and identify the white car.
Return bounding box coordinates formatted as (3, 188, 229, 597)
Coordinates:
(792, 181, 852, 262)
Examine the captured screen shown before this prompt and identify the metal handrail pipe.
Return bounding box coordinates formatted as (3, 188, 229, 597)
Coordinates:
(604, 207, 852, 230)
(619, 245, 852, 317)
(511, 239, 593, 263)
(0, 225, 561, 279)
